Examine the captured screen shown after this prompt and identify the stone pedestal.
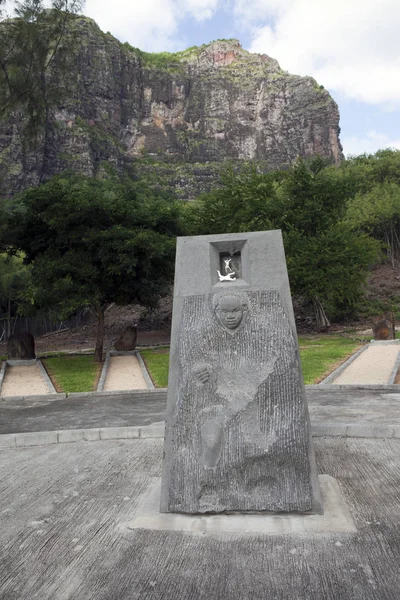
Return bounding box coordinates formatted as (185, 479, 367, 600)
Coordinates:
(160, 231, 322, 514)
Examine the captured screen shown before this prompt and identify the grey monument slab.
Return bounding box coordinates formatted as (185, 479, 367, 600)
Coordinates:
(160, 230, 322, 514)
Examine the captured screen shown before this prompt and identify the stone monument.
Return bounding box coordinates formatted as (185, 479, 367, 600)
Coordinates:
(114, 325, 138, 351)
(160, 230, 322, 514)
(7, 332, 36, 361)
(372, 314, 395, 340)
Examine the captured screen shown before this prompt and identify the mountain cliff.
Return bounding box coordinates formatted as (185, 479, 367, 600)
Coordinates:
(0, 16, 343, 199)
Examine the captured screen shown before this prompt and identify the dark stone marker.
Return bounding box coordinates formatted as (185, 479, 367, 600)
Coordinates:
(372, 315, 395, 340)
(7, 332, 36, 360)
(114, 325, 138, 351)
(161, 231, 322, 514)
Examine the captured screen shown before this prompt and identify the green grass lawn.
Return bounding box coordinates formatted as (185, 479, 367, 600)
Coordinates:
(42, 355, 100, 393)
(140, 348, 169, 388)
(37, 336, 362, 393)
(298, 335, 361, 384)
(140, 336, 362, 388)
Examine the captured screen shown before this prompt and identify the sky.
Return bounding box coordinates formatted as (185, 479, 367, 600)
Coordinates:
(6, 0, 400, 157)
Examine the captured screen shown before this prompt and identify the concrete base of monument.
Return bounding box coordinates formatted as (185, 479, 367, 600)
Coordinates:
(126, 475, 356, 535)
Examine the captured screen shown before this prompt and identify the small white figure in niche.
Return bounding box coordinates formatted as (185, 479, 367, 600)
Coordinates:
(217, 258, 237, 281)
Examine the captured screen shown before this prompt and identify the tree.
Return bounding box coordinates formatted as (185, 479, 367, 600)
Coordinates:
(341, 149, 400, 196)
(0, 1, 84, 143)
(7, 173, 183, 361)
(189, 159, 379, 329)
(346, 181, 400, 266)
(284, 225, 379, 326)
(342, 150, 400, 266)
(184, 163, 283, 235)
(0, 252, 31, 337)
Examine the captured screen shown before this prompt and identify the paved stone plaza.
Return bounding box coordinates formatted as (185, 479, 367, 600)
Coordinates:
(1, 386, 400, 435)
(1, 435, 400, 599)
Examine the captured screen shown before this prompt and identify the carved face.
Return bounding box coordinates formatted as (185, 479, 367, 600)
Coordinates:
(216, 295, 245, 330)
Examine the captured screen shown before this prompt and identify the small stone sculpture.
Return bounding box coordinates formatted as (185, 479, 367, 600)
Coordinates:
(7, 332, 36, 360)
(372, 314, 395, 340)
(114, 325, 138, 351)
(217, 258, 236, 281)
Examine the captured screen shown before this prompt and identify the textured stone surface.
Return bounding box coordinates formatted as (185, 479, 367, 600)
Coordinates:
(129, 475, 355, 534)
(2, 437, 400, 600)
(7, 332, 35, 360)
(0, 19, 342, 200)
(372, 315, 395, 340)
(161, 230, 321, 514)
(2, 386, 400, 436)
(113, 326, 137, 351)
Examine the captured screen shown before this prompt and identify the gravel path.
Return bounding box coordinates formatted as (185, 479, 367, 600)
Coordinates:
(0, 365, 49, 398)
(333, 343, 400, 385)
(2, 343, 400, 398)
(103, 355, 148, 391)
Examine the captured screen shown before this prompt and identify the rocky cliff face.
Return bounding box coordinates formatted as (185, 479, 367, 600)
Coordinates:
(0, 17, 343, 199)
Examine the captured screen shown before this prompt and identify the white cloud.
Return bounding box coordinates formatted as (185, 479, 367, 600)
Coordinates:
(342, 130, 400, 157)
(236, 0, 400, 109)
(84, 0, 179, 51)
(181, 0, 220, 21)
(84, 0, 219, 51)
(5, 0, 400, 112)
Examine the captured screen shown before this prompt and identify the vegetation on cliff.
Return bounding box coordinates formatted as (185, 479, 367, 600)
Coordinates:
(0, 9, 341, 199)
(0, 1, 84, 142)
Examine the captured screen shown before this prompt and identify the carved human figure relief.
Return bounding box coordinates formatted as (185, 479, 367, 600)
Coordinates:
(201, 419, 223, 468)
(213, 292, 247, 332)
(217, 257, 237, 281)
(161, 231, 322, 515)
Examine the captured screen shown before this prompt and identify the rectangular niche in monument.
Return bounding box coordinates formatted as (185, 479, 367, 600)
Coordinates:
(210, 239, 250, 288)
(160, 230, 322, 515)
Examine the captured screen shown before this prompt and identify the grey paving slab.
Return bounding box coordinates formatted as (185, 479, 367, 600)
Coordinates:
(1, 437, 400, 599)
(307, 386, 400, 425)
(0, 390, 167, 434)
(1, 387, 400, 437)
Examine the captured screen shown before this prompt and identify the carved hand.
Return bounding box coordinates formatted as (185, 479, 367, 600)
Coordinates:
(195, 367, 210, 384)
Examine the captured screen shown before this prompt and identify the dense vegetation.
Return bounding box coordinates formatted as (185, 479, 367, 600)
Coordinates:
(2, 149, 399, 353)
(0, 1, 84, 144)
(184, 156, 383, 328)
(3, 174, 183, 361)
(1, 3, 400, 351)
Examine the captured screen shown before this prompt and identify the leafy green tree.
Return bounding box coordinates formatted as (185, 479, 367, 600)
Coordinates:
(189, 159, 379, 329)
(342, 149, 400, 195)
(0, 252, 31, 337)
(7, 173, 183, 361)
(0, 1, 84, 142)
(346, 181, 400, 266)
(185, 163, 283, 235)
(284, 225, 379, 325)
(343, 150, 400, 265)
